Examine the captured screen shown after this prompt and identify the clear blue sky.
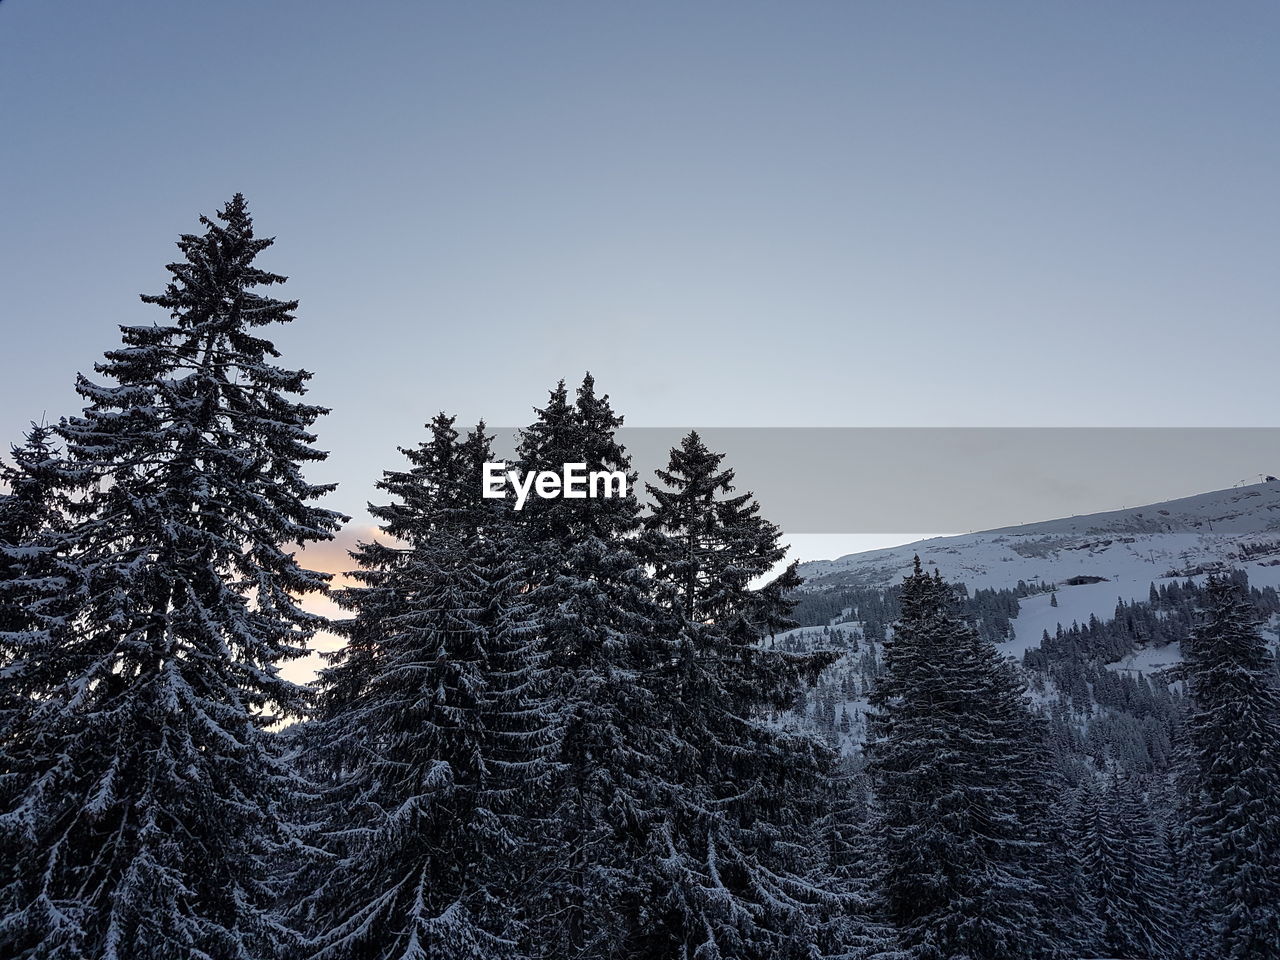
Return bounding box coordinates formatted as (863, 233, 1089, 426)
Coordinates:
(2, 1, 1278, 560)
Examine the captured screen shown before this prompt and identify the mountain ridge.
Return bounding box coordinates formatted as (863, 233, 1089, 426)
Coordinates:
(798, 480, 1280, 595)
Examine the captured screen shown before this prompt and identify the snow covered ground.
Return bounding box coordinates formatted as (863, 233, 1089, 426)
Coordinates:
(798, 482, 1280, 672)
(801, 482, 1280, 590)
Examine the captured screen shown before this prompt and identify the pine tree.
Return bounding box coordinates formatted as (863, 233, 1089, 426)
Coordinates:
(639, 430, 816, 704)
(0, 195, 343, 960)
(1035, 780, 1096, 959)
(640, 430, 800, 640)
(1166, 783, 1213, 960)
(807, 765, 902, 960)
(865, 560, 1052, 960)
(1182, 575, 1280, 959)
(639, 429, 885, 958)
(0, 422, 66, 662)
(1075, 776, 1177, 959)
(293, 416, 549, 960)
(511, 375, 670, 959)
(522, 391, 847, 959)
(0, 423, 76, 915)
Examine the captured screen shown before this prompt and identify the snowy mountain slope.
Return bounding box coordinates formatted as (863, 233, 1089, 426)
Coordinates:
(797, 481, 1280, 655)
(802, 482, 1280, 588)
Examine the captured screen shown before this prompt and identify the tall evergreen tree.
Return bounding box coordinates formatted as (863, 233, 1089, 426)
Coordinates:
(640, 430, 883, 958)
(1182, 575, 1280, 959)
(806, 764, 903, 960)
(294, 415, 550, 960)
(1166, 783, 1213, 960)
(1074, 776, 1177, 959)
(1034, 778, 1096, 960)
(0, 423, 75, 915)
(865, 560, 1052, 960)
(639, 429, 815, 706)
(511, 375, 673, 959)
(640, 430, 800, 641)
(0, 422, 66, 661)
(0, 195, 342, 960)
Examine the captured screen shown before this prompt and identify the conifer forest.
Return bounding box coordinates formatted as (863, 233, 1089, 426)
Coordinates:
(2, 197, 1279, 960)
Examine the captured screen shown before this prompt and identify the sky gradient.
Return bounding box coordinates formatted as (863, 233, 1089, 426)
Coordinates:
(2, 1, 1278, 566)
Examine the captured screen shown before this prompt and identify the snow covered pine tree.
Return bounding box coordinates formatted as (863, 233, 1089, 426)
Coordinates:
(0, 195, 343, 960)
(866, 560, 1052, 960)
(639, 430, 894, 959)
(1074, 775, 1177, 959)
(1182, 575, 1280, 959)
(0, 422, 65, 663)
(293, 414, 551, 960)
(0, 423, 74, 905)
(509, 376, 679, 959)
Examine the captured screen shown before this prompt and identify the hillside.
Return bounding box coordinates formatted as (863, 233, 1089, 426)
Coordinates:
(802, 481, 1280, 589)
(798, 481, 1280, 653)
(780, 482, 1280, 762)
